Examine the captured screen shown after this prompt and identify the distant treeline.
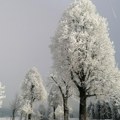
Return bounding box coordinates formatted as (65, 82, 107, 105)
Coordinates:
(0, 108, 12, 117)
(88, 101, 120, 120)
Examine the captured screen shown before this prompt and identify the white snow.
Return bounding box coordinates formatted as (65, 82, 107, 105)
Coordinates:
(0, 118, 18, 120)
(0, 117, 79, 120)
(70, 118, 78, 120)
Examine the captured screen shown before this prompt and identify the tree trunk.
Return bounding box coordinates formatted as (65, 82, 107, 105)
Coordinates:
(28, 114, 32, 120)
(19, 112, 23, 120)
(63, 98, 69, 120)
(28, 85, 34, 120)
(79, 88, 86, 120)
(12, 110, 15, 120)
(25, 114, 28, 120)
(53, 106, 56, 119)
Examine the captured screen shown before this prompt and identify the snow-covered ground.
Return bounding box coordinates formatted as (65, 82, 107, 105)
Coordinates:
(0, 118, 79, 120)
(70, 118, 78, 120)
(0, 118, 10, 120)
(0, 118, 19, 120)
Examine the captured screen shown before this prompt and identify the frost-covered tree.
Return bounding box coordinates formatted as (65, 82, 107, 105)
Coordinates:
(20, 67, 47, 120)
(87, 102, 94, 119)
(48, 84, 62, 120)
(101, 101, 112, 119)
(95, 101, 101, 119)
(37, 104, 46, 120)
(55, 105, 64, 120)
(10, 95, 21, 120)
(50, 0, 120, 120)
(87, 101, 113, 119)
(0, 82, 5, 108)
(50, 74, 73, 120)
(111, 101, 120, 120)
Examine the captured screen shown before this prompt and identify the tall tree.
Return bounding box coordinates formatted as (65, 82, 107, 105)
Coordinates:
(20, 67, 47, 120)
(50, 0, 120, 120)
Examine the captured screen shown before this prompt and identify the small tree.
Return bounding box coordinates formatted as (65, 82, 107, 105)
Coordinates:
(55, 105, 64, 120)
(112, 101, 120, 120)
(87, 102, 94, 119)
(95, 101, 102, 119)
(50, 74, 73, 120)
(10, 95, 21, 120)
(48, 84, 62, 120)
(20, 67, 47, 120)
(0, 82, 5, 108)
(104, 102, 112, 119)
(88, 101, 113, 119)
(37, 104, 47, 120)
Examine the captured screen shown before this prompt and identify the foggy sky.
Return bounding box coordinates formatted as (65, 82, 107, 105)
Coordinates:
(0, 0, 120, 107)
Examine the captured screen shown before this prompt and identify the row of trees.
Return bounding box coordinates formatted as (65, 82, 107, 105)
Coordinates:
(1, 0, 120, 120)
(88, 101, 120, 120)
(10, 67, 47, 120)
(9, 67, 67, 120)
(10, 0, 120, 119)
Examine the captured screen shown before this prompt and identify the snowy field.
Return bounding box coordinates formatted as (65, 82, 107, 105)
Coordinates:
(0, 118, 79, 120)
(70, 118, 78, 120)
(0, 119, 113, 120)
(0, 118, 113, 120)
(0, 118, 10, 120)
(0, 118, 19, 120)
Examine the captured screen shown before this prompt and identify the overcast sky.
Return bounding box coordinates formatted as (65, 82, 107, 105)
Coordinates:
(0, 0, 120, 107)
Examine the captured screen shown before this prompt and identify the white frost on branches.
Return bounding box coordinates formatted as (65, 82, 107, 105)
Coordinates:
(20, 67, 47, 114)
(50, 0, 120, 103)
(55, 105, 64, 118)
(0, 82, 5, 107)
(21, 67, 47, 102)
(21, 100, 33, 114)
(48, 85, 62, 108)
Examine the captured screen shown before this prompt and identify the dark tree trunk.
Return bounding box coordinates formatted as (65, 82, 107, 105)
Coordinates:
(53, 106, 56, 119)
(79, 88, 86, 120)
(12, 109, 15, 120)
(28, 84, 34, 120)
(63, 98, 69, 120)
(28, 114, 32, 120)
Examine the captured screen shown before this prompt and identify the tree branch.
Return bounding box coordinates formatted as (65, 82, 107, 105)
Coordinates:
(70, 71, 81, 91)
(50, 76, 64, 98)
(86, 94, 97, 98)
(86, 93, 103, 98)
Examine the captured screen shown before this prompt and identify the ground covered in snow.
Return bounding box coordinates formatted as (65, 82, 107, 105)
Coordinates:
(70, 118, 78, 120)
(0, 118, 79, 120)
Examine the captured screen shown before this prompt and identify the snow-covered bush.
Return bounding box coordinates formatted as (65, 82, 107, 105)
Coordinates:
(0, 82, 5, 108)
